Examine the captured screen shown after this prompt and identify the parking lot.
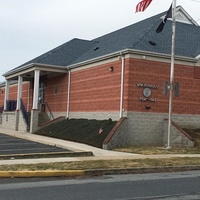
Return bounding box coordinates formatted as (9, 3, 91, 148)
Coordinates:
(0, 133, 70, 155)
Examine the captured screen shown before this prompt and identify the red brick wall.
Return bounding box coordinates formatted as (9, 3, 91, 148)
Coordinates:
(70, 61, 123, 112)
(45, 74, 68, 112)
(1, 57, 199, 116)
(127, 58, 200, 114)
(22, 82, 33, 111)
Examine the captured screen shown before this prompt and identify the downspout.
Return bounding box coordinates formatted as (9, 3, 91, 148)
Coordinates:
(120, 52, 125, 118)
(66, 68, 71, 119)
(27, 81, 30, 111)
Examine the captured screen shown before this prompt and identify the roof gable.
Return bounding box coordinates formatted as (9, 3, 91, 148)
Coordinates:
(159, 6, 199, 26)
(175, 6, 199, 26)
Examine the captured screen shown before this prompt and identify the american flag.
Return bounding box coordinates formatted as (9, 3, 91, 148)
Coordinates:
(135, 0, 153, 12)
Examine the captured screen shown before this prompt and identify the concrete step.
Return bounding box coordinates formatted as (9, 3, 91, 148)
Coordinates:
(39, 112, 50, 125)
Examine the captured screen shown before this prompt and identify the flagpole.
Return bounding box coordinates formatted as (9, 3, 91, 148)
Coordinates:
(167, 0, 176, 149)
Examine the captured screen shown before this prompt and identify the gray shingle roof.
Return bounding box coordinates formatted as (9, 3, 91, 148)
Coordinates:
(71, 14, 162, 64)
(133, 18, 200, 58)
(24, 38, 98, 66)
(72, 12, 200, 65)
(5, 7, 200, 76)
(5, 38, 98, 74)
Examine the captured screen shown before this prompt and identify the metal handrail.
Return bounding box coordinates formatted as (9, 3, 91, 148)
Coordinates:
(5, 100, 16, 111)
(20, 99, 29, 130)
(0, 106, 3, 113)
(44, 102, 54, 120)
(0, 106, 3, 124)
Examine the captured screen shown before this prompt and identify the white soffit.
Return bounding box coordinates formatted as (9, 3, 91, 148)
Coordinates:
(160, 6, 199, 26)
(195, 54, 200, 59)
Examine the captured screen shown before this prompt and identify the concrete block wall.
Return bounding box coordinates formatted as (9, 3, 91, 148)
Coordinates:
(68, 111, 124, 121)
(103, 118, 128, 150)
(116, 112, 199, 147)
(0, 110, 28, 132)
(171, 114, 200, 129)
(163, 120, 194, 147)
(18, 110, 28, 132)
(0, 112, 16, 130)
(125, 112, 167, 146)
(30, 109, 39, 133)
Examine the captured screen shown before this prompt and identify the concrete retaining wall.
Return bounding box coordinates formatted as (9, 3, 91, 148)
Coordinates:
(103, 118, 128, 150)
(0, 112, 16, 130)
(103, 112, 199, 148)
(124, 112, 200, 146)
(69, 111, 125, 121)
(18, 110, 28, 132)
(163, 120, 194, 147)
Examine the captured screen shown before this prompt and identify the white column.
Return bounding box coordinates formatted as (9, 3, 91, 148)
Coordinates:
(4, 80, 10, 111)
(32, 70, 40, 109)
(16, 75, 23, 110)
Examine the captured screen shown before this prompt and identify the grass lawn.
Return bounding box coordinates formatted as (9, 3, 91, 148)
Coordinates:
(36, 118, 117, 148)
(1, 157, 200, 171)
(114, 146, 200, 155)
(114, 129, 200, 155)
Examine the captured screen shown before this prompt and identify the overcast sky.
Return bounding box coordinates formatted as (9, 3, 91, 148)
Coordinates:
(0, 0, 199, 82)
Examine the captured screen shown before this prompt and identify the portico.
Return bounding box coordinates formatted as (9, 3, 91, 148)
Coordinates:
(2, 63, 67, 133)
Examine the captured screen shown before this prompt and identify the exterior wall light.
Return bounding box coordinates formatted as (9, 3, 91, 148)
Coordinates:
(145, 105, 151, 109)
(109, 66, 114, 72)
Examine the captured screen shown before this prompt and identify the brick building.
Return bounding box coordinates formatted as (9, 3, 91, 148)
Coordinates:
(0, 6, 200, 148)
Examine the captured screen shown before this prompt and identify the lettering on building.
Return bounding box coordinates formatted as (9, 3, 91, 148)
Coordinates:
(137, 83, 158, 102)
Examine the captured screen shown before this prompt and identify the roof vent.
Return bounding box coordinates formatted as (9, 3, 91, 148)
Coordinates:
(149, 41, 156, 46)
(93, 47, 99, 51)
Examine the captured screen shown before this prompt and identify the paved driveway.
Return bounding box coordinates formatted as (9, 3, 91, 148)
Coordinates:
(0, 133, 70, 155)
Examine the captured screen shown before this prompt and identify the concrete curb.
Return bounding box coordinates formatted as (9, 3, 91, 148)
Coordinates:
(0, 170, 85, 178)
(85, 165, 200, 176)
(0, 151, 93, 160)
(1, 165, 200, 178)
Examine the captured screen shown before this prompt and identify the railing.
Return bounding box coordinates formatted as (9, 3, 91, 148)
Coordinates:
(44, 102, 54, 120)
(0, 106, 3, 113)
(20, 99, 29, 130)
(0, 106, 3, 125)
(5, 100, 16, 111)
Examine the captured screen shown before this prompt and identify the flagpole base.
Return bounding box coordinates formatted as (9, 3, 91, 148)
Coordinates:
(165, 146, 172, 150)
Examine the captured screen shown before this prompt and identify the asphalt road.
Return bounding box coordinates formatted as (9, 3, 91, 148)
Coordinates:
(0, 171, 200, 200)
(0, 133, 70, 155)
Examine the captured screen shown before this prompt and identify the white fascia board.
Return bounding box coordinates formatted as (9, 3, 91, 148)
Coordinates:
(67, 49, 198, 70)
(3, 63, 67, 78)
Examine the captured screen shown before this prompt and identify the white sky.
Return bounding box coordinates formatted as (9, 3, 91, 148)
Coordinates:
(0, 0, 199, 82)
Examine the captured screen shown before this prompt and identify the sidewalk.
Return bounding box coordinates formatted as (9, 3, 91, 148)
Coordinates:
(0, 128, 139, 157)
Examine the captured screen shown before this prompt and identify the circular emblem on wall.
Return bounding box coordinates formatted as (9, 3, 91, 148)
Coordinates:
(143, 88, 151, 98)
